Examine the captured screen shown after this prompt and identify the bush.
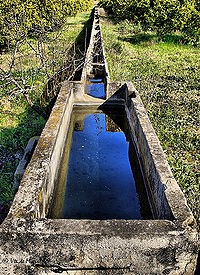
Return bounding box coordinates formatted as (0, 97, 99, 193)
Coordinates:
(99, 0, 151, 25)
(99, 0, 200, 45)
(180, 1, 200, 45)
(149, 0, 182, 34)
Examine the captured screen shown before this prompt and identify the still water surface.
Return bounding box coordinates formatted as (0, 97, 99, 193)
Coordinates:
(50, 108, 152, 219)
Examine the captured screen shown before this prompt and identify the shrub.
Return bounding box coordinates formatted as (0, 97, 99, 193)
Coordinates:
(99, 0, 151, 25)
(100, 0, 200, 45)
(180, 1, 200, 45)
(149, 0, 182, 34)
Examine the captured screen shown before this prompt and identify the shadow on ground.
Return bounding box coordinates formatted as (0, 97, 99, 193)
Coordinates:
(120, 33, 184, 45)
(194, 252, 200, 275)
(0, 107, 46, 224)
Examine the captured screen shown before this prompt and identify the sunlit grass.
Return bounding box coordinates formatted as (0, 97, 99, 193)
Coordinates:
(101, 16, 200, 227)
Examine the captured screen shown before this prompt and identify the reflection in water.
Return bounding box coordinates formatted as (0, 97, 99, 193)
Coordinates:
(50, 108, 152, 220)
(86, 81, 106, 100)
(94, 114, 103, 136)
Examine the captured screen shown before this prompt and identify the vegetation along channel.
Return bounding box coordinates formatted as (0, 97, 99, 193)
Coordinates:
(0, 0, 94, 222)
(0, 0, 199, 273)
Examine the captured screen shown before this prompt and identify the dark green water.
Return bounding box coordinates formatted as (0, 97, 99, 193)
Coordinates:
(50, 107, 152, 220)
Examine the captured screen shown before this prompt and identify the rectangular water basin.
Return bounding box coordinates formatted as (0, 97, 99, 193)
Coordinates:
(49, 106, 153, 220)
(4, 81, 197, 274)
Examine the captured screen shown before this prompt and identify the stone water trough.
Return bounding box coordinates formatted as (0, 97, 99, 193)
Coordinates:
(0, 7, 198, 275)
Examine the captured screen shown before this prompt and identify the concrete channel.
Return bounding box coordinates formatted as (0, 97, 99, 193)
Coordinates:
(0, 6, 198, 275)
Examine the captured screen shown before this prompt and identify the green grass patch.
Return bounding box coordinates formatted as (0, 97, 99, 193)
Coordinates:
(101, 16, 200, 227)
(0, 10, 92, 220)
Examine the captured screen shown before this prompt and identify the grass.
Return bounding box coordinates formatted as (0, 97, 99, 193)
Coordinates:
(101, 16, 200, 228)
(0, 10, 92, 221)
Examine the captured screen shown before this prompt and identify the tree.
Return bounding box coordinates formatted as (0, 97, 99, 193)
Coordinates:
(0, 0, 92, 119)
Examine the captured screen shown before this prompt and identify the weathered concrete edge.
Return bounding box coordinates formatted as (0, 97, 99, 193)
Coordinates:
(105, 80, 198, 235)
(0, 218, 198, 274)
(81, 6, 110, 83)
(96, 6, 110, 81)
(5, 80, 198, 240)
(126, 83, 197, 231)
(6, 81, 74, 219)
(81, 6, 95, 83)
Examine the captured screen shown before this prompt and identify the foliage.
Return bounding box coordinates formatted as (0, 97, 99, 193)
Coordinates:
(149, 0, 182, 34)
(180, 1, 200, 45)
(99, 0, 200, 45)
(99, 0, 151, 24)
(0, 5, 92, 120)
(0, 102, 45, 206)
(0, 0, 93, 45)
